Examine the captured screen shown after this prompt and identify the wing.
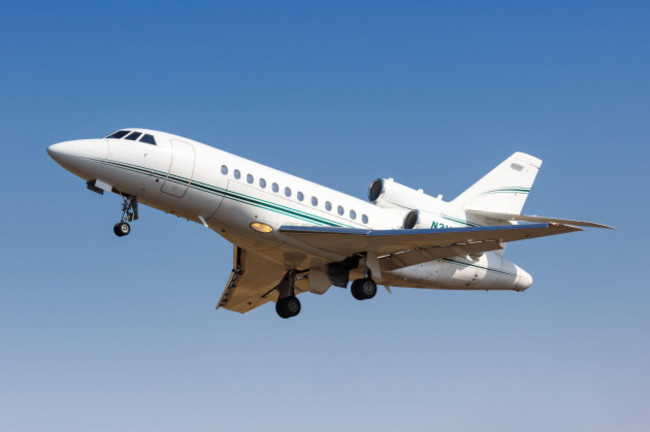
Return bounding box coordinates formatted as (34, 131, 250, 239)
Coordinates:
(219, 224, 583, 311)
(279, 223, 582, 269)
(216, 246, 309, 314)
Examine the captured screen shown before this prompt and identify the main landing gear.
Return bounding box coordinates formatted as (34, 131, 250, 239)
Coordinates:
(113, 194, 138, 237)
(272, 266, 378, 318)
(275, 270, 301, 319)
(326, 255, 378, 301)
(276, 296, 301, 319)
(350, 277, 377, 300)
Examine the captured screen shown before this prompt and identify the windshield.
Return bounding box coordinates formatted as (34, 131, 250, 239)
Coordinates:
(104, 130, 157, 145)
(106, 130, 131, 139)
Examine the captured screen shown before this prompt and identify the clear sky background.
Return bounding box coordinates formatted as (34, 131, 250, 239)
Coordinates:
(1, 1, 648, 431)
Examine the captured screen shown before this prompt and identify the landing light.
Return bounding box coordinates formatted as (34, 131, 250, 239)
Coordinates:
(250, 222, 273, 233)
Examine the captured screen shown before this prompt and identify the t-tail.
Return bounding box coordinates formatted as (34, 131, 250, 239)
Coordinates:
(452, 152, 542, 215)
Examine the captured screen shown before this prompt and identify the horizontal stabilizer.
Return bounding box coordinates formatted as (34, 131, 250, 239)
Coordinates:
(466, 209, 614, 229)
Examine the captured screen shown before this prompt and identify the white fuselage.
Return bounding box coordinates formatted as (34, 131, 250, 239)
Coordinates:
(47, 129, 532, 292)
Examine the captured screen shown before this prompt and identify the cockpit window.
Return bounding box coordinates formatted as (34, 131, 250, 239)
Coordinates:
(139, 134, 157, 145)
(106, 130, 131, 139)
(125, 132, 142, 141)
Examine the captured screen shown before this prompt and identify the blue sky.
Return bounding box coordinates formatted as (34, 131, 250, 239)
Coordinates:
(1, 1, 648, 430)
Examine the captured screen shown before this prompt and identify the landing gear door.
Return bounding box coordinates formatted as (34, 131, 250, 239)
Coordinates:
(161, 139, 195, 198)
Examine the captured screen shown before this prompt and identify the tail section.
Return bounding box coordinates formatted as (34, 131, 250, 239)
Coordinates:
(452, 152, 542, 215)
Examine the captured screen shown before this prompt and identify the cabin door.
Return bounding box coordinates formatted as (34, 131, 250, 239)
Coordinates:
(161, 139, 195, 198)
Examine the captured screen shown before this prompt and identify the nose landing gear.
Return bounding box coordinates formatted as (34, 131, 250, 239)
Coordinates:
(113, 194, 138, 237)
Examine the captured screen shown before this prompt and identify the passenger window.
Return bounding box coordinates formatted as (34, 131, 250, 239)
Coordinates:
(362, 214, 369, 224)
(272, 183, 279, 193)
(311, 196, 318, 206)
(106, 130, 130, 139)
(139, 134, 157, 145)
(221, 165, 228, 175)
(285, 187, 292, 197)
(297, 191, 304, 202)
(350, 210, 357, 220)
(234, 169, 241, 179)
(247, 174, 254, 184)
(325, 201, 332, 211)
(337, 205, 344, 215)
(125, 132, 142, 141)
(259, 178, 266, 188)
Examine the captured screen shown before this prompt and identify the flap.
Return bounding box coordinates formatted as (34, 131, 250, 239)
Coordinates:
(216, 246, 309, 314)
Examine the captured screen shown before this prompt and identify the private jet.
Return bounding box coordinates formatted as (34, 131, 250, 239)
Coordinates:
(47, 129, 611, 318)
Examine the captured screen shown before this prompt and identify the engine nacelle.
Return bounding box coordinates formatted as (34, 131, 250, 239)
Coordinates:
(376, 207, 421, 230)
(368, 178, 444, 210)
(368, 178, 453, 229)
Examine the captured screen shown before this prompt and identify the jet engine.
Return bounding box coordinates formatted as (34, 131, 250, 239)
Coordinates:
(367, 178, 449, 229)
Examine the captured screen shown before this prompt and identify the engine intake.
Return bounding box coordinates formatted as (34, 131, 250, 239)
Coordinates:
(368, 178, 441, 210)
(403, 209, 419, 229)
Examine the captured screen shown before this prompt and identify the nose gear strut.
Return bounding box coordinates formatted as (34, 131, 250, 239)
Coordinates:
(113, 194, 138, 237)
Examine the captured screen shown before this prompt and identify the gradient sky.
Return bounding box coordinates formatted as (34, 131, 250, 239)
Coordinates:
(1, 1, 649, 431)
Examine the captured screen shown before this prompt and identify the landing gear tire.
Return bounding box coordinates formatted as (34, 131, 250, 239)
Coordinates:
(351, 278, 377, 300)
(276, 296, 301, 319)
(113, 194, 138, 237)
(113, 222, 130, 237)
(351, 279, 364, 300)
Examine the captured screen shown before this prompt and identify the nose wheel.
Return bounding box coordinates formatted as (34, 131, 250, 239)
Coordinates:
(113, 222, 131, 237)
(113, 194, 138, 237)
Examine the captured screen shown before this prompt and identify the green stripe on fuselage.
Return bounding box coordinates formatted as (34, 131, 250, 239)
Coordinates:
(90, 158, 516, 275)
(94, 158, 352, 228)
(92, 158, 489, 233)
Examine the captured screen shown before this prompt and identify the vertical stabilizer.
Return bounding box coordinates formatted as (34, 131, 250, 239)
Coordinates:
(452, 152, 542, 215)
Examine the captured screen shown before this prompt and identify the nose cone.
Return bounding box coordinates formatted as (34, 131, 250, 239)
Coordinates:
(47, 139, 108, 178)
(47, 141, 76, 164)
(515, 267, 533, 291)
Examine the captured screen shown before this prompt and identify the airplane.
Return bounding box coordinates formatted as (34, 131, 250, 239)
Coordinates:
(47, 128, 612, 318)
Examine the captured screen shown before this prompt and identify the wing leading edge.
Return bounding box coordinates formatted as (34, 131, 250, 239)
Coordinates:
(279, 223, 582, 260)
